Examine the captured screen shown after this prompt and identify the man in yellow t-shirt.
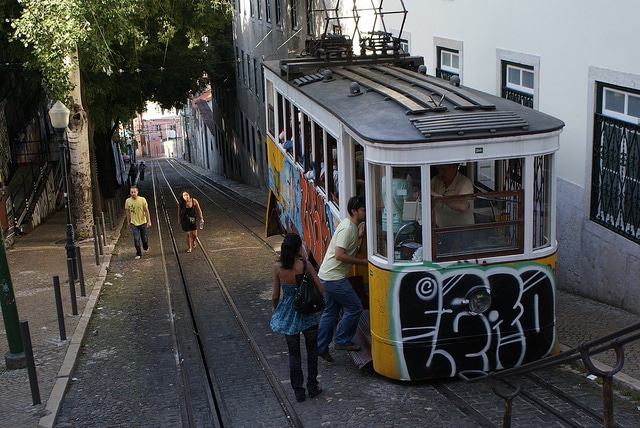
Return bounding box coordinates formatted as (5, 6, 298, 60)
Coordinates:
(317, 196, 368, 362)
(124, 185, 151, 259)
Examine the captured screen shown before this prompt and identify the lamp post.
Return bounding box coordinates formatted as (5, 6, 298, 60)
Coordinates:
(181, 110, 191, 162)
(48, 101, 78, 315)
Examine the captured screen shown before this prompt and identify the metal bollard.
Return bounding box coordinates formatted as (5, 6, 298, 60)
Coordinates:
(75, 246, 86, 297)
(93, 225, 100, 265)
(20, 320, 41, 405)
(101, 212, 107, 244)
(95, 216, 103, 256)
(67, 254, 78, 316)
(52, 276, 66, 340)
(108, 200, 115, 229)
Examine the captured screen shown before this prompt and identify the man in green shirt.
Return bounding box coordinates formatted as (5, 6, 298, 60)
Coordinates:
(124, 185, 151, 259)
(317, 196, 368, 362)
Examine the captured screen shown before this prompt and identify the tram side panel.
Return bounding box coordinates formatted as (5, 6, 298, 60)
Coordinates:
(369, 255, 558, 381)
(266, 134, 337, 264)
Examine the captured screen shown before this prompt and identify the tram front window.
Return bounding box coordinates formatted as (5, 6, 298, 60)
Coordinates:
(372, 161, 528, 263)
(431, 160, 526, 261)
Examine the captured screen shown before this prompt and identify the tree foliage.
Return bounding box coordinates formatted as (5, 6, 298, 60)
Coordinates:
(9, 0, 234, 129)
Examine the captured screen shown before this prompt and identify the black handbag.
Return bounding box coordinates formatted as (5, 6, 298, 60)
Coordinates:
(293, 260, 325, 314)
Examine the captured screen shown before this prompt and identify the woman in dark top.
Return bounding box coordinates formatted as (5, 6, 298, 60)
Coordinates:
(271, 233, 324, 402)
(177, 189, 204, 252)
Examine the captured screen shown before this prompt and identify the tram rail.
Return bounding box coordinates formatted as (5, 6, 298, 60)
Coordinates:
(150, 161, 301, 427)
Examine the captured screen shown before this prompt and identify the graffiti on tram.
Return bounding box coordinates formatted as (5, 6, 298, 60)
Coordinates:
(267, 138, 335, 263)
(394, 264, 555, 379)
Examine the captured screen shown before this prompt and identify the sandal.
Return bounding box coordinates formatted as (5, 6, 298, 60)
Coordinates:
(308, 385, 322, 398)
(187, 248, 192, 253)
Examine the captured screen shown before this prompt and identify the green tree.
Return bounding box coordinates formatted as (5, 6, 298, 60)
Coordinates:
(7, 0, 233, 234)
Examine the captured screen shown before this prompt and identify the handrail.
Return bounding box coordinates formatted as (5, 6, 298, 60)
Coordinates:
(459, 321, 640, 427)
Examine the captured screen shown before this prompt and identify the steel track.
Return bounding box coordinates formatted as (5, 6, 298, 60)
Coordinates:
(149, 161, 301, 427)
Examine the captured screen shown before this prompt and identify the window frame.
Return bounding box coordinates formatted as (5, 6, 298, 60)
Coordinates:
(602, 86, 640, 123)
(438, 47, 460, 75)
(505, 63, 535, 95)
(265, 0, 272, 23)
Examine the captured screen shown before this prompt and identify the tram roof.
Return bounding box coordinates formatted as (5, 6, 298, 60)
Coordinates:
(264, 57, 564, 144)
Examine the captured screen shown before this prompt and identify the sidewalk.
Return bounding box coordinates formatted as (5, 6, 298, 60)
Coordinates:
(0, 210, 121, 428)
(1, 160, 639, 427)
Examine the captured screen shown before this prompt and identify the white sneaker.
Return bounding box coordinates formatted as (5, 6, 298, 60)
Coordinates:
(134, 255, 141, 260)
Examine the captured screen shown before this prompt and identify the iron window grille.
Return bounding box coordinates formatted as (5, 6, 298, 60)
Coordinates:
(591, 110, 640, 244)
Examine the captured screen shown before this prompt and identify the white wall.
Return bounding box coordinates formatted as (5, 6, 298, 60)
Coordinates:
(393, 0, 640, 187)
(385, 0, 640, 311)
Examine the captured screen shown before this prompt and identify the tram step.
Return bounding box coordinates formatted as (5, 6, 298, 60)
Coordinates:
(348, 310, 373, 369)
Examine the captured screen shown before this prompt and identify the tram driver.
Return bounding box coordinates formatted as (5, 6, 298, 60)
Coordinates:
(430, 164, 475, 256)
(430, 164, 475, 227)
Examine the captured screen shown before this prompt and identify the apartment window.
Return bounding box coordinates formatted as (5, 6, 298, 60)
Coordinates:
(235, 46, 241, 80)
(257, 0, 262, 20)
(436, 47, 459, 81)
(602, 87, 640, 122)
(275, 0, 282, 26)
(265, 0, 272, 23)
(591, 83, 640, 244)
(241, 49, 247, 86)
(253, 58, 260, 98)
(250, 0, 254, 17)
(306, 0, 313, 35)
(291, 0, 298, 29)
(246, 53, 251, 90)
(497, 50, 540, 110)
(502, 62, 534, 108)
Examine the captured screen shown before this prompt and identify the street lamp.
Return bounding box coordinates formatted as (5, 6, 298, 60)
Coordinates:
(48, 101, 78, 315)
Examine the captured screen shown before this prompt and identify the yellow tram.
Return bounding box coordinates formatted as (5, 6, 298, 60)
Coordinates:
(264, 53, 564, 380)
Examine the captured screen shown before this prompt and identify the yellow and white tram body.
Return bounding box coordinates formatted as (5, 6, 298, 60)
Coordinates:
(264, 56, 564, 380)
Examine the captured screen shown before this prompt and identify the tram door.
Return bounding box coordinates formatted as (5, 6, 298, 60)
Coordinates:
(336, 135, 368, 305)
(371, 164, 422, 261)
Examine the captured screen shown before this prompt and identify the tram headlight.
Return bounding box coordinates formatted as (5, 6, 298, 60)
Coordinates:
(465, 287, 492, 315)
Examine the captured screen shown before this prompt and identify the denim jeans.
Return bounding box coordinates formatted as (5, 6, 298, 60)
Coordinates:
(317, 277, 363, 353)
(130, 223, 149, 256)
(285, 325, 319, 400)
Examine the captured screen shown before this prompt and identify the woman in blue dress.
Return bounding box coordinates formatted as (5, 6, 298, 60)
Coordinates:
(271, 233, 324, 402)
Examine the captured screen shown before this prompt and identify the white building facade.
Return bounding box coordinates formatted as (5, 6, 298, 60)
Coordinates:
(384, 0, 640, 313)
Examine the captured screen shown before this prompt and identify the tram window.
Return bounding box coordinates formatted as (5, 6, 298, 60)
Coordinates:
(533, 154, 552, 249)
(326, 135, 338, 204)
(313, 123, 324, 185)
(303, 118, 316, 180)
(430, 160, 526, 261)
(277, 93, 286, 140)
(301, 113, 312, 171)
(476, 160, 496, 191)
(373, 165, 422, 262)
(354, 144, 364, 198)
(371, 164, 387, 259)
(266, 80, 275, 136)
(291, 106, 301, 163)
